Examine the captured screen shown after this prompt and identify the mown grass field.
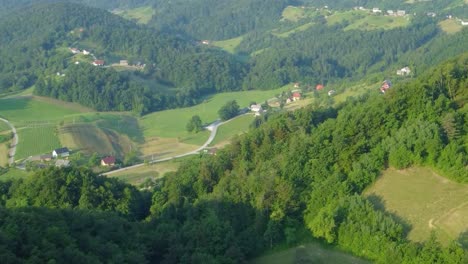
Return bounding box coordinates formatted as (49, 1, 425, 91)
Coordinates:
(113, 6, 154, 24)
(327, 11, 410, 31)
(108, 159, 183, 186)
(364, 167, 468, 244)
(251, 242, 369, 264)
(439, 19, 463, 34)
(211, 114, 254, 146)
(140, 86, 291, 139)
(272, 22, 315, 38)
(16, 126, 61, 159)
(212, 35, 244, 54)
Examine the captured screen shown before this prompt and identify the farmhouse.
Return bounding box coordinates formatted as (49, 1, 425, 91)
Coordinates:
(82, 50, 90, 55)
(120, 60, 129, 66)
(55, 159, 70, 168)
(372, 8, 382, 14)
(328, 90, 336, 96)
(92, 60, 105, 66)
(250, 104, 263, 116)
(292, 92, 302, 101)
(397, 66, 411, 76)
(316, 84, 324, 91)
(101, 156, 116, 167)
(52, 147, 70, 158)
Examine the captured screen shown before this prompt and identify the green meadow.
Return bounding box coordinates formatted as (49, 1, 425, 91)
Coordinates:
(211, 35, 244, 54)
(112, 6, 155, 24)
(140, 86, 291, 139)
(210, 114, 254, 146)
(327, 10, 410, 31)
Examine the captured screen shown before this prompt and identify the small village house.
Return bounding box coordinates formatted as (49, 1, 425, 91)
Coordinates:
(120, 60, 129, 66)
(397, 66, 411, 76)
(52, 147, 70, 158)
(292, 92, 302, 101)
(372, 8, 382, 14)
(92, 60, 105, 66)
(328, 90, 336, 96)
(316, 84, 324, 91)
(101, 156, 116, 167)
(69, 48, 80, 54)
(250, 104, 263, 116)
(387, 10, 394, 16)
(201, 40, 210, 45)
(82, 50, 90, 55)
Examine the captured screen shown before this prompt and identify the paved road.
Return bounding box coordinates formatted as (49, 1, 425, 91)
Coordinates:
(103, 115, 243, 176)
(0, 117, 18, 165)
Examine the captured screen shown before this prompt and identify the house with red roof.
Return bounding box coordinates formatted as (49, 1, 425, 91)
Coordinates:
(101, 156, 116, 167)
(316, 84, 324, 90)
(92, 60, 105, 66)
(292, 92, 302, 101)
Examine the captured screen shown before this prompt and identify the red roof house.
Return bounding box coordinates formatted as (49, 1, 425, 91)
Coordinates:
(316, 84, 324, 90)
(101, 156, 116, 167)
(92, 60, 105, 66)
(292, 92, 302, 101)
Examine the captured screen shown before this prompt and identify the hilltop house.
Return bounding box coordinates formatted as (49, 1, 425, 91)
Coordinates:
(101, 156, 116, 167)
(52, 147, 70, 158)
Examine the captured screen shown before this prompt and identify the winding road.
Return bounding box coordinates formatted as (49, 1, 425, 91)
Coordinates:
(0, 117, 18, 165)
(103, 115, 243, 176)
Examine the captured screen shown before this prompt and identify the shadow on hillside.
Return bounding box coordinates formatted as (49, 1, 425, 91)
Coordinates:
(367, 194, 413, 237)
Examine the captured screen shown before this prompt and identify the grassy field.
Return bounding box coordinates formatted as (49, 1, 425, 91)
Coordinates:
(0, 122, 10, 132)
(113, 6, 154, 24)
(108, 159, 182, 186)
(364, 167, 468, 244)
(251, 242, 369, 264)
(140, 86, 291, 139)
(16, 126, 61, 159)
(327, 11, 410, 31)
(211, 115, 254, 146)
(0, 96, 89, 124)
(139, 136, 201, 158)
(212, 35, 244, 54)
(439, 19, 463, 34)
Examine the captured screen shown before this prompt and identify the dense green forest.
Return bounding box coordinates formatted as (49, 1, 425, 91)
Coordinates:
(1, 55, 467, 263)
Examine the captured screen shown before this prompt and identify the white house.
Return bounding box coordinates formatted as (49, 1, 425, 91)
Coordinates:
(250, 104, 263, 116)
(52, 147, 70, 158)
(372, 8, 382, 14)
(461, 21, 468, 26)
(387, 10, 394, 16)
(82, 50, 90, 55)
(397, 10, 406, 16)
(397, 66, 411, 76)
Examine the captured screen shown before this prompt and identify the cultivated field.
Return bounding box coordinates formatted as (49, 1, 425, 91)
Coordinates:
(251, 242, 369, 264)
(15, 126, 61, 159)
(365, 167, 468, 244)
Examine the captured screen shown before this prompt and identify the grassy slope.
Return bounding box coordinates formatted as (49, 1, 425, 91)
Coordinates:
(210, 114, 255, 146)
(212, 35, 244, 54)
(251, 242, 369, 264)
(364, 167, 468, 244)
(108, 159, 183, 186)
(0, 168, 31, 182)
(0, 142, 8, 166)
(327, 10, 410, 31)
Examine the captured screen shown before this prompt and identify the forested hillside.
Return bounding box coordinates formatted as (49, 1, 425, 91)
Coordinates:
(0, 55, 466, 263)
(0, 3, 244, 114)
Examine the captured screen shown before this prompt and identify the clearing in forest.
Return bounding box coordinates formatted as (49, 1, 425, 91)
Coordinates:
(364, 167, 468, 244)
